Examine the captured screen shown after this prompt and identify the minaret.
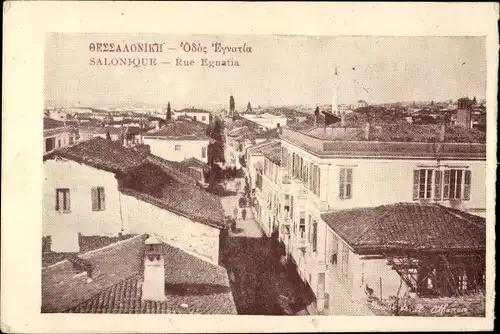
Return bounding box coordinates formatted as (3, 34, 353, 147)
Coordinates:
(142, 235, 166, 301)
(332, 66, 339, 116)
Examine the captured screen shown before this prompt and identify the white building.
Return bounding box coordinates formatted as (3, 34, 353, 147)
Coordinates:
(251, 119, 486, 314)
(354, 100, 369, 109)
(43, 118, 78, 154)
(143, 119, 210, 163)
(173, 108, 212, 125)
(240, 113, 287, 130)
(43, 137, 228, 264)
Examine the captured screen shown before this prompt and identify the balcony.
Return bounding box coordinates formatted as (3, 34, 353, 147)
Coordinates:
(297, 187, 308, 200)
(297, 238, 307, 249)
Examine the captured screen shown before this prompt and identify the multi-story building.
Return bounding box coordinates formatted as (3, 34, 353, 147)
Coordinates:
(255, 115, 486, 314)
(143, 119, 210, 163)
(43, 117, 78, 154)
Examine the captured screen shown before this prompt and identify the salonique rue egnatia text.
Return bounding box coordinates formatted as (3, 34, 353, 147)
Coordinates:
(88, 41, 251, 68)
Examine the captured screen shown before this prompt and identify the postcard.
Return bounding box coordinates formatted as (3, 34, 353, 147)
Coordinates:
(1, 1, 497, 333)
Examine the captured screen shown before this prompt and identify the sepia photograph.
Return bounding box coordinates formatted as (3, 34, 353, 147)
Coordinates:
(42, 33, 487, 317)
(2, 2, 497, 333)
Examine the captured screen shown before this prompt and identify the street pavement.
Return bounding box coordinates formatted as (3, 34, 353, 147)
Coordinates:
(219, 197, 314, 315)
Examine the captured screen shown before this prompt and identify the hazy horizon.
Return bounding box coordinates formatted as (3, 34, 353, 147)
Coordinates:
(45, 34, 486, 109)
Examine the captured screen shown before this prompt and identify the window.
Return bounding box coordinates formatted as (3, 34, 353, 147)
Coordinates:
(55, 188, 71, 212)
(201, 146, 206, 159)
(175, 144, 181, 151)
(193, 116, 197, 121)
(91, 187, 106, 211)
(45, 137, 55, 152)
(57, 139, 62, 148)
(299, 212, 306, 238)
(201, 116, 207, 121)
(339, 168, 353, 199)
(69, 136, 74, 145)
(413, 169, 433, 199)
(443, 169, 471, 200)
(311, 165, 321, 197)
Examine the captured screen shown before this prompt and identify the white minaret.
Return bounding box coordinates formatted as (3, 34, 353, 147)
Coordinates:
(332, 66, 339, 116)
(142, 235, 166, 301)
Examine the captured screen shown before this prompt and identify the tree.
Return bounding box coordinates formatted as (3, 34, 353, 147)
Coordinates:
(247, 101, 252, 112)
(472, 96, 477, 105)
(106, 129, 111, 140)
(166, 102, 172, 121)
(229, 95, 235, 116)
(314, 106, 320, 118)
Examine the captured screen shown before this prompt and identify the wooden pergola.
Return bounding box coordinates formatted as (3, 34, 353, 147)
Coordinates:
(385, 251, 485, 298)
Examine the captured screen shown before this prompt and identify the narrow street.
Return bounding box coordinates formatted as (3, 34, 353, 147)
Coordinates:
(220, 196, 314, 315)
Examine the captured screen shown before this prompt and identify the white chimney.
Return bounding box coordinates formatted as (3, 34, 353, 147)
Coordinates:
(142, 235, 166, 301)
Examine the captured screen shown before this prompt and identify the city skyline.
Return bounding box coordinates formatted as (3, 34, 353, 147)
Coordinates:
(45, 34, 486, 108)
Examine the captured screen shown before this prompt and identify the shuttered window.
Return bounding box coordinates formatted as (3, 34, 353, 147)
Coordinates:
(91, 187, 106, 211)
(413, 170, 419, 200)
(312, 220, 318, 252)
(339, 168, 353, 199)
(434, 170, 442, 200)
(464, 170, 471, 200)
(56, 188, 71, 212)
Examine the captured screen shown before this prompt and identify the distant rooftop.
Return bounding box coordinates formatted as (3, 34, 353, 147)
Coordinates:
(176, 108, 211, 114)
(145, 119, 209, 140)
(44, 117, 72, 130)
(283, 112, 486, 159)
(43, 137, 149, 174)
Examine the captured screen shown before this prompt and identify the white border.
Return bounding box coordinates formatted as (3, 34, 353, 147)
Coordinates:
(2, 1, 497, 332)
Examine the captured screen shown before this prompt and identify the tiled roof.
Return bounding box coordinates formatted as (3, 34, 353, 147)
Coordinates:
(321, 203, 486, 255)
(288, 112, 486, 143)
(119, 164, 226, 229)
(146, 155, 199, 185)
(260, 141, 282, 166)
(179, 157, 208, 170)
(79, 126, 127, 135)
(246, 139, 280, 156)
(43, 137, 149, 174)
(144, 119, 209, 140)
(44, 117, 69, 130)
(45, 236, 236, 314)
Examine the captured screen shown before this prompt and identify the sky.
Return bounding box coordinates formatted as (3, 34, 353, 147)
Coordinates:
(44, 34, 486, 109)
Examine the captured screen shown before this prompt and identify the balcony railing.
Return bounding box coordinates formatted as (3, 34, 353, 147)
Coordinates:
(297, 237, 307, 249)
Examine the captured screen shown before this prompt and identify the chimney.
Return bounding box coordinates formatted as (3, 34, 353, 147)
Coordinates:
(440, 123, 446, 142)
(142, 235, 166, 301)
(364, 122, 371, 140)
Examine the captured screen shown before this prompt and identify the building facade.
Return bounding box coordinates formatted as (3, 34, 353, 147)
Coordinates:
(43, 138, 227, 264)
(143, 119, 210, 163)
(254, 120, 486, 313)
(43, 118, 78, 154)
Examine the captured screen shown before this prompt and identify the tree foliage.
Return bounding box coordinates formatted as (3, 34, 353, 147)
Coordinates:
(247, 101, 252, 112)
(229, 95, 235, 115)
(166, 102, 172, 121)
